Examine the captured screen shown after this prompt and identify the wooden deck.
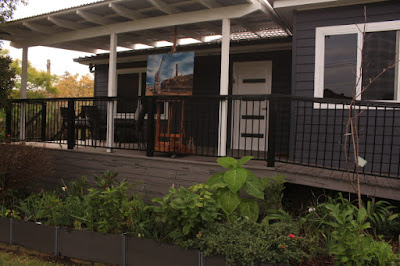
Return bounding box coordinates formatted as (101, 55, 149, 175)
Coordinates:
(25, 142, 400, 201)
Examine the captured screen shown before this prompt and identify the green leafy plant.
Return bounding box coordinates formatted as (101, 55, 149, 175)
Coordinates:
(151, 183, 220, 243)
(182, 218, 319, 265)
(261, 174, 286, 210)
(322, 202, 399, 265)
(206, 156, 264, 221)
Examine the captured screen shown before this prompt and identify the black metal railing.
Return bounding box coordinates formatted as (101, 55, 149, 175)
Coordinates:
(5, 94, 400, 179)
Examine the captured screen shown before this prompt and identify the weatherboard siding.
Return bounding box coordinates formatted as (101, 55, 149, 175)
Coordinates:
(290, 0, 400, 176)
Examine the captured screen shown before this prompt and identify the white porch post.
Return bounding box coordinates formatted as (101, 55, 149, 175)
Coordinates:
(19, 47, 28, 141)
(106, 33, 117, 152)
(218, 18, 230, 156)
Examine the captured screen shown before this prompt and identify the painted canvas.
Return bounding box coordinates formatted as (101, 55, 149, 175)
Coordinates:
(146, 52, 194, 96)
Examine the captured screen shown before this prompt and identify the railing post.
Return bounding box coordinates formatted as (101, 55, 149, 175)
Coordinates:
(41, 102, 47, 142)
(267, 97, 276, 167)
(106, 99, 115, 152)
(146, 97, 155, 157)
(19, 102, 26, 141)
(5, 103, 11, 141)
(67, 99, 75, 149)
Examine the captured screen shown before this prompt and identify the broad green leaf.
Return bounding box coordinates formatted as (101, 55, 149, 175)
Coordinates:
(206, 173, 224, 186)
(239, 199, 259, 222)
(217, 157, 237, 169)
(200, 212, 213, 222)
(169, 230, 182, 239)
(243, 171, 264, 199)
(236, 156, 253, 167)
(357, 207, 367, 223)
(218, 189, 241, 215)
(183, 224, 191, 235)
(223, 168, 247, 193)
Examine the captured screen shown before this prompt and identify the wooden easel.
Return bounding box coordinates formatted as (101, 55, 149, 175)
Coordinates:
(154, 26, 193, 155)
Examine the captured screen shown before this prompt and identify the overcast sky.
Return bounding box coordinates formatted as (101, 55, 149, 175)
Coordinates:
(2, 0, 102, 76)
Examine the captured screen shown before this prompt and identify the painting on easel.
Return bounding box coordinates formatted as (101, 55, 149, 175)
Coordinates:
(145, 52, 194, 96)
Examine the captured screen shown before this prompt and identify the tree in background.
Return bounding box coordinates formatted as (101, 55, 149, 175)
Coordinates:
(11, 58, 58, 98)
(0, 0, 26, 24)
(55, 72, 94, 98)
(0, 49, 14, 109)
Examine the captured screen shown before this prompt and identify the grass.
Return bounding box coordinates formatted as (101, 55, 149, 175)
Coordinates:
(0, 249, 77, 266)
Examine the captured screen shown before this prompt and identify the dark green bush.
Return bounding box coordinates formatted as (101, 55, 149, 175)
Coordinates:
(182, 218, 320, 266)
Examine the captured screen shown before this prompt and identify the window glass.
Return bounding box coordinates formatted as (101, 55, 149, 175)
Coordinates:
(362, 31, 397, 100)
(117, 73, 139, 113)
(324, 34, 358, 99)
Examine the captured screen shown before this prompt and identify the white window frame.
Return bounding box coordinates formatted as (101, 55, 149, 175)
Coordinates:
(314, 20, 400, 102)
(115, 67, 146, 119)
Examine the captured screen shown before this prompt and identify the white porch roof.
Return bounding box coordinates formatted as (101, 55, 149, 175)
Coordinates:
(0, 0, 290, 53)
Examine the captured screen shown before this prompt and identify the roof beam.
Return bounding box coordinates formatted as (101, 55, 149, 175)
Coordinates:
(11, 4, 262, 48)
(76, 10, 114, 25)
(52, 43, 98, 53)
(108, 3, 146, 20)
(146, 0, 179, 14)
(257, 0, 292, 35)
(196, 0, 221, 9)
(47, 16, 86, 30)
(22, 22, 58, 34)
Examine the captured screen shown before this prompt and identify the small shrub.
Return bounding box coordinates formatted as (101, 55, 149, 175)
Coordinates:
(183, 218, 319, 265)
(151, 184, 220, 243)
(309, 198, 400, 265)
(261, 174, 286, 210)
(0, 144, 52, 204)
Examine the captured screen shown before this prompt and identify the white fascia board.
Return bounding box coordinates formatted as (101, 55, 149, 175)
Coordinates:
(274, 0, 385, 9)
(274, 0, 338, 8)
(11, 4, 261, 48)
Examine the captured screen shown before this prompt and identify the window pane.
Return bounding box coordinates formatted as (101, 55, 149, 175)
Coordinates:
(117, 73, 139, 113)
(362, 31, 396, 100)
(324, 34, 358, 99)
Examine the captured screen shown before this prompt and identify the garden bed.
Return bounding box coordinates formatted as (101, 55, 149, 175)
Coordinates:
(0, 218, 208, 265)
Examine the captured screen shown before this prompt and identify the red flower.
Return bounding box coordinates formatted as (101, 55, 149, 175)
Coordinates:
(281, 244, 286, 249)
(196, 231, 202, 238)
(288, 234, 295, 238)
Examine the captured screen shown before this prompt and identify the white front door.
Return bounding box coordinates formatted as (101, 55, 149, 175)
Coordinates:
(232, 61, 272, 152)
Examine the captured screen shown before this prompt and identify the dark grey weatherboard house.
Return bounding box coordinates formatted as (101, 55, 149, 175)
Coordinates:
(2, 0, 400, 199)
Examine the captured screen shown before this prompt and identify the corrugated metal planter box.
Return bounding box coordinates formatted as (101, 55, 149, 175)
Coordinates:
(13, 220, 55, 255)
(127, 237, 199, 266)
(59, 228, 122, 265)
(204, 255, 226, 266)
(0, 218, 9, 243)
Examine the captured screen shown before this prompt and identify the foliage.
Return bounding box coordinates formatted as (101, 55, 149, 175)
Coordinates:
(0, 144, 52, 205)
(0, 0, 26, 25)
(16, 172, 150, 235)
(55, 72, 94, 98)
(0, 51, 14, 109)
(323, 202, 399, 265)
(151, 184, 220, 243)
(11, 59, 58, 98)
(183, 218, 319, 266)
(205, 156, 265, 221)
(302, 193, 398, 236)
(261, 174, 286, 210)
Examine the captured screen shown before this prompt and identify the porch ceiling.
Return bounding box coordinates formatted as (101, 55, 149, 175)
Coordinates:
(0, 0, 290, 54)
